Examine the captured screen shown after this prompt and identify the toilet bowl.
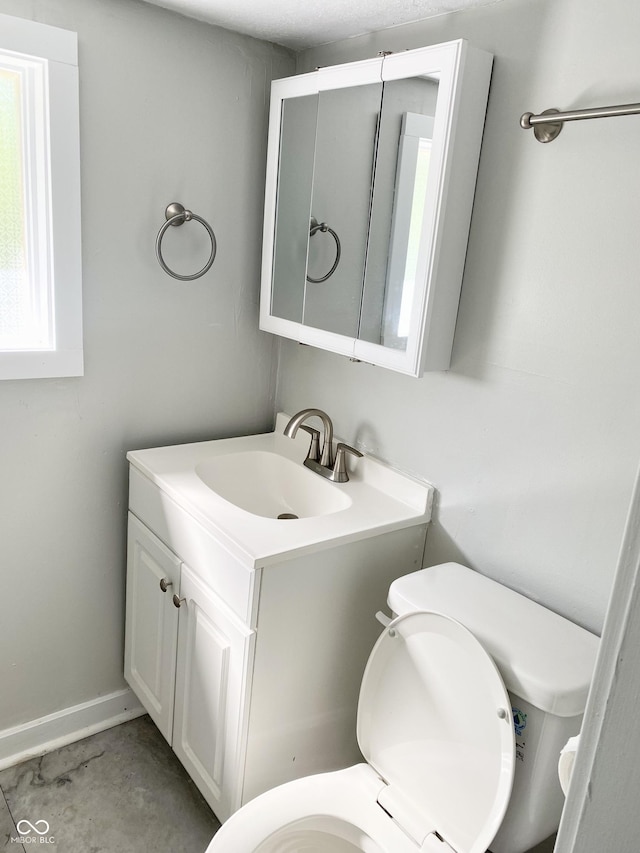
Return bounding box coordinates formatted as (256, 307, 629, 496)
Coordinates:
(206, 610, 516, 853)
(210, 765, 419, 852)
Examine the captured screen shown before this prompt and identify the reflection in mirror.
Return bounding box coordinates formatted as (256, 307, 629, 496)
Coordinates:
(303, 82, 382, 337)
(271, 93, 318, 323)
(384, 112, 433, 346)
(359, 76, 438, 349)
(307, 218, 341, 283)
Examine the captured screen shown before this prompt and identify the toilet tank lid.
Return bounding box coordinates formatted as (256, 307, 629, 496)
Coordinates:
(387, 563, 600, 717)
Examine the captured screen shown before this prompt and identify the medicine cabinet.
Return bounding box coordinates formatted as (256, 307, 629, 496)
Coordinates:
(259, 40, 493, 376)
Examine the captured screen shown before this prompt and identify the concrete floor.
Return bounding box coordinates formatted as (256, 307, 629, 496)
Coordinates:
(0, 716, 219, 852)
(0, 715, 557, 852)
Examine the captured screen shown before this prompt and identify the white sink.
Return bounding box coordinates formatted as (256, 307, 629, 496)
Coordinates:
(195, 450, 352, 519)
(127, 413, 433, 566)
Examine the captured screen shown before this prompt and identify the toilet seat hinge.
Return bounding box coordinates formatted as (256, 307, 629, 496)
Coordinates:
(420, 831, 458, 853)
(377, 785, 441, 850)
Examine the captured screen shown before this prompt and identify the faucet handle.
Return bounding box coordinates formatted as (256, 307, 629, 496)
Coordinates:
(299, 425, 321, 463)
(332, 443, 364, 483)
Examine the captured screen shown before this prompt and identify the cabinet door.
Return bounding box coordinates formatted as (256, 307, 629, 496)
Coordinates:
(124, 513, 180, 743)
(172, 564, 255, 822)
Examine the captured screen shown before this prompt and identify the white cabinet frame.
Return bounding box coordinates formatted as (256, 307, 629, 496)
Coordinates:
(260, 39, 493, 376)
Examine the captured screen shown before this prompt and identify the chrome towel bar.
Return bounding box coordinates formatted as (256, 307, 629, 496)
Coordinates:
(155, 202, 217, 280)
(521, 102, 640, 143)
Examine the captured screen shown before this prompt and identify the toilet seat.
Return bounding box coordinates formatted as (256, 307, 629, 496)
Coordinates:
(208, 764, 420, 852)
(206, 611, 515, 853)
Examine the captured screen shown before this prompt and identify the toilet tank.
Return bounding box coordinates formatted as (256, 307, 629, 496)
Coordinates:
(387, 563, 599, 853)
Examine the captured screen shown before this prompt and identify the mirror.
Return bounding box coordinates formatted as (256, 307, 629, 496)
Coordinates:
(359, 77, 438, 351)
(260, 41, 493, 376)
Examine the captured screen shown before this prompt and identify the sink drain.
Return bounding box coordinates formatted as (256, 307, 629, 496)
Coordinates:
(277, 513, 299, 520)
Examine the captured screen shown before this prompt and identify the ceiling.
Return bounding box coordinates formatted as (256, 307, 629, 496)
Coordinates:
(139, 0, 498, 50)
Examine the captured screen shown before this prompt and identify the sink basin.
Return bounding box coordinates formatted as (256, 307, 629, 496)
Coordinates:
(126, 413, 433, 567)
(195, 450, 352, 519)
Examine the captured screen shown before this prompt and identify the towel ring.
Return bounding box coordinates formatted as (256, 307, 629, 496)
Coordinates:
(307, 216, 341, 283)
(155, 202, 217, 281)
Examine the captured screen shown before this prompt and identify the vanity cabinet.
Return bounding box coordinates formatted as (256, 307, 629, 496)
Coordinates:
(124, 514, 180, 742)
(172, 564, 254, 821)
(125, 511, 255, 822)
(124, 462, 428, 823)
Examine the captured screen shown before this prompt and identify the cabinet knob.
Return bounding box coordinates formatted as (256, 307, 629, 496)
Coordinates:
(159, 578, 173, 592)
(172, 594, 185, 609)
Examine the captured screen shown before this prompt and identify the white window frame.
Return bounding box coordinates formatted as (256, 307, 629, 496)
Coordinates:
(0, 13, 82, 380)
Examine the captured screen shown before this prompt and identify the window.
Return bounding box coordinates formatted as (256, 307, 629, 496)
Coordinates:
(0, 13, 82, 379)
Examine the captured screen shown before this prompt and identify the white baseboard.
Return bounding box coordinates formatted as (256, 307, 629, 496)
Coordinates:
(0, 687, 146, 771)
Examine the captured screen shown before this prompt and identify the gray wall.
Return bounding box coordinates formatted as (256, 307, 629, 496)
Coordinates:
(277, 0, 640, 636)
(0, 0, 293, 731)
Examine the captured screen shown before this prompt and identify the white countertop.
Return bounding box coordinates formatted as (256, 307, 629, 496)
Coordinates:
(127, 414, 433, 567)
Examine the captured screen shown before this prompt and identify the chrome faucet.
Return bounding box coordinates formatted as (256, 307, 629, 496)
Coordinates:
(283, 408, 363, 483)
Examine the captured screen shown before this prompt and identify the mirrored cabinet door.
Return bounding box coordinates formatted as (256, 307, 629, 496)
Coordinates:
(359, 76, 439, 351)
(260, 40, 493, 377)
(304, 82, 382, 338)
(270, 93, 317, 324)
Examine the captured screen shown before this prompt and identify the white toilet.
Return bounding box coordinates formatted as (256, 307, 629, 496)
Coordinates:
(206, 563, 599, 853)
